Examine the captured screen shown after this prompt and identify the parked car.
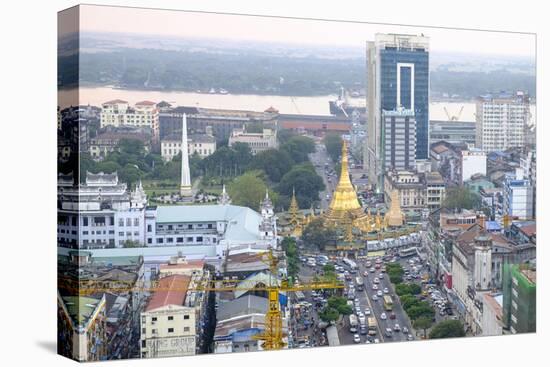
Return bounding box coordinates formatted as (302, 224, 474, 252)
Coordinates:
(353, 334, 361, 343)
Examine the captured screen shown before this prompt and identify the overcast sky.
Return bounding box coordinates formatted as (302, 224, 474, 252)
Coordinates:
(64, 4, 536, 58)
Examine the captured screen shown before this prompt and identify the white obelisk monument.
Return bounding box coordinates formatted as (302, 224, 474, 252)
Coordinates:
(180, 113, 193, 197)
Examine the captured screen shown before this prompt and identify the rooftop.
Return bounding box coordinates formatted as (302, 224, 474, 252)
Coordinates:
(217, 295, 268, 322)
(146, 275, 191, 312)
(61, 295, 104, 327)
(156, 204, 262, 242)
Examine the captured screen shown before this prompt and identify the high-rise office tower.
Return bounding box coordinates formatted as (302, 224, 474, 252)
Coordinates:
(382, 108, 416, 171)
(365, 33, 429, 190)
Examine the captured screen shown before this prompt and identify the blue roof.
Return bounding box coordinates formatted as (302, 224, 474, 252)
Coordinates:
(486, 221, 502, 231)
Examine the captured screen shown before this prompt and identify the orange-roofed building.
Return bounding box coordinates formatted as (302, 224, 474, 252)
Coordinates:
(140, 275, 197, 358)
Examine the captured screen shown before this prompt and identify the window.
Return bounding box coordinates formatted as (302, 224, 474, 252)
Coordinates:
(168, 316, 174, 321)
(119, 219, 124, 227)
(168, 328, 174, 333)
(141, 340, 146, 348)
(152, 317, 157, 322)
(184, 315, 190, 320)
(134, 218, 139, 226)
(167, 237, 174, 243)
(119, 232, 124, 237)
(184, 327, 190, 332)
(157, 238, 164, 244)
(83, 217, 89, 226)
(152, 329, 157, 334)
(187, 237, 193, 242)
(196, 236, 203, 242)
(147, 224, 152, 232)
(147, 238, 152, 244)
(126, 218, 132, 227)
(142, 328, 146, 334)
(187, 224, 193, 229)
(177, 237, 183, 243)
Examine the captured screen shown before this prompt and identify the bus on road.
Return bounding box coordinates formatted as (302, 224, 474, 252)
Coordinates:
(367, 317, 378, 336)
(349, 314, 358, 333)
(398, 246, 418, 258)
(342, 258, 358, 271)
(355, 276, 364, 291)
(383, 295, 393, 311)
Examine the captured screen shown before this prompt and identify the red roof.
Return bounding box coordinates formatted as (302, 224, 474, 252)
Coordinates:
(145, 275, 190, 311)
(519, 223, 536, 237)
(432, 144, 449, 154)
(103, 99, 128, 105)
(136, 100, 157, 106)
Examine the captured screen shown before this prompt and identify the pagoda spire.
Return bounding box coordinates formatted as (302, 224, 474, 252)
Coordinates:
(385, 189, 405, 227)
(288, 187, 301, 225)
(218, 184, 231, 205)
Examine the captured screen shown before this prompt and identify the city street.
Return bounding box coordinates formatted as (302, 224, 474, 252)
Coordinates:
(309, 144, 337, 210)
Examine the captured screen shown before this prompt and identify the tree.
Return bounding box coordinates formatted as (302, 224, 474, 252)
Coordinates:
(248, 149, 294, 182)
(327, 296, 353, 316)
(407, 302, 435, 321)
(96, 160, 121, 174)
(323, 133, 343, 163)
(281, 237, 299, 280)
(319, 306, 339, 323)
(443, 186, 482, 210)
(119, 163, 142, 188)
(429, 320, 466, 339)
(408, 283, 422, 295)
(118, 138, 145, 156)
(228, 170, 274, 210)
(395, 283, 412, 296)
(277, 164, 325, 208)
(400, 294, 420, 310)
(281, 136, 315, 163)
(413, 316, 433, 338)
(301, 218, 336, 250)
(231, 142, 253, 167)
(277, 129, 296, 144)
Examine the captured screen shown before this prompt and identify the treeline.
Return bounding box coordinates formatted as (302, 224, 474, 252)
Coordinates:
(202, 133, 325, 210)
(64, 48, 537, 98)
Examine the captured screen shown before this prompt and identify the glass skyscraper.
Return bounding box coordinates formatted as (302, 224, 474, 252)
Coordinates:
(366, 34, 429, 189)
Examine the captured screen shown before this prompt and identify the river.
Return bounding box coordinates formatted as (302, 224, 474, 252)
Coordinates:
(58, 86, 536, 124)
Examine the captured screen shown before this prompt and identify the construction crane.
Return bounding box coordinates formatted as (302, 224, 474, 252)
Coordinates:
(444, 105, 464, 121)
(59, 249, 344, 351)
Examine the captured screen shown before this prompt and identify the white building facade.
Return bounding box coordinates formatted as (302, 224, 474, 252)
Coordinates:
(503, 168, 534, 220)
(57, 172, 148, 249)
(475, 91, 530, 153)
(228, 128, 278, 155)
(461, 149, 487, 183)
(161, 134, 217, 161)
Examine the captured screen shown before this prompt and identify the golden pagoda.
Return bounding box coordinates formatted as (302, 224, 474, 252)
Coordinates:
(385, 189, 405, 227)
(322, 140, 372, 232)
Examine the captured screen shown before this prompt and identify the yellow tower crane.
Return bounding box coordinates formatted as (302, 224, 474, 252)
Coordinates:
(59, 249, 344, 351)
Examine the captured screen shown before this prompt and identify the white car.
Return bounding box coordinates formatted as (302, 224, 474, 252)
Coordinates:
(372, 284, 378, 290)
(380, 312, 387, 320)
(377, 290, 383, 297)
(372, 295, 379, 301)
(383, 288, 389, 294)
(378, 273, 384, 279)
(373, 277, 380, 284)
(374, 338, 380, 343)
(353, 334, 361, 343)
(393, 324, 401, 332)
(364, 308, 371, 316)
